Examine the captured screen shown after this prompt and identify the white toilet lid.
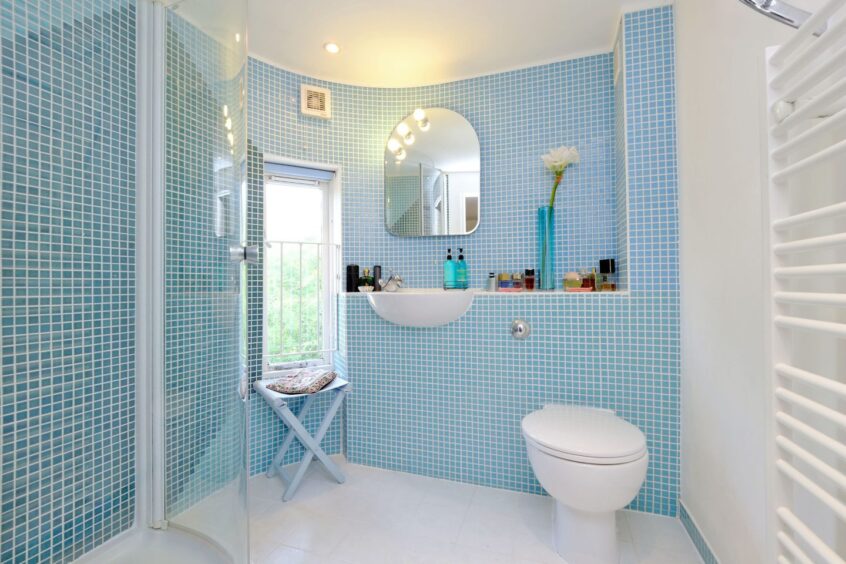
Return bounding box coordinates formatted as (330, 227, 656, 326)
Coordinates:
(522, 406, 647, 464)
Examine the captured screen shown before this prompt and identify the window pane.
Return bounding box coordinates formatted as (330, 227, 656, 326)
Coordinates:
(265, 182, 324, 243)
(264, 180, 329, 367)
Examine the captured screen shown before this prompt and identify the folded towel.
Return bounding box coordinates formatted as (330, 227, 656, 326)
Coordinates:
(266, 369, 337, 395)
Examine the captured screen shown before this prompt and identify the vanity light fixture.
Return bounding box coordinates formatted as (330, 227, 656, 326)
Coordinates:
(387, 138, 402, 153)
(396, 122, 410, 136)
(403, 132, 415, 145)
(395, 148, 407, 160)
(412, 108, 430, 131)
(324, 42, 340, 54)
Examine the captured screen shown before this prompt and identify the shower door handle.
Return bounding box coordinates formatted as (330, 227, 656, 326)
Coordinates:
(229, 244, 259, 264)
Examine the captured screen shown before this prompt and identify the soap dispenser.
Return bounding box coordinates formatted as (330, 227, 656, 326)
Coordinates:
(456, 248, 468, 289)
(444, 248, 457, 289)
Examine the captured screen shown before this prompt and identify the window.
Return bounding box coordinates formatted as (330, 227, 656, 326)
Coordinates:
(263, 162, 338, 372)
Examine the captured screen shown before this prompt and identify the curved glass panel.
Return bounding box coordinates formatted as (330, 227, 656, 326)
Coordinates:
(162, 0, 249, 561)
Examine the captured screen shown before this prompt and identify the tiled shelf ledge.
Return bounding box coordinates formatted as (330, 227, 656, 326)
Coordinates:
(342, 290, 630, 297)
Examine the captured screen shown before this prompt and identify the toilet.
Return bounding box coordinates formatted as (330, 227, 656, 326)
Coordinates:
(522, 405, 648, 564)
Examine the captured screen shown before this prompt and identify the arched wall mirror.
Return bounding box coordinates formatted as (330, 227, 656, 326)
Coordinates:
(384, 108, 480, 237)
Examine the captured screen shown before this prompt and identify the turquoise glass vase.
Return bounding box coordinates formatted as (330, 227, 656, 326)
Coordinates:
(537, 206, 555, 290)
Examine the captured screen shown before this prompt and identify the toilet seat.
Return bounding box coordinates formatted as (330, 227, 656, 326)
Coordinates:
(522, 405, 647, 465)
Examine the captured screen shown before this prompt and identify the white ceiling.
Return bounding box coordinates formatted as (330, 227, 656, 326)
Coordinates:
(248, 0, 671, 88)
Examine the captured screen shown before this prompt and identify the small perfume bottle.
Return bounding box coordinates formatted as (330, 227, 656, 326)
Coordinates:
(524, 269, 535, 291)
(512, 272, 524, 291)
(599, 259, 616, 291)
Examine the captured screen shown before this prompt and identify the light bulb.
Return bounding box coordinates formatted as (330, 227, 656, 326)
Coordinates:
(324, 42, 340, 54)
(223, 105, 229, 117)
(418, 117, 430, 131)
(225, 117, 232, 130)
(387, 138, 401, 152)
(403, 132, 415, 145)
(235, 33, 241, 43)
(413, 108, 426, 121)
(396, 148, 407, 161)
(227, 132, 234, 145)
(396, 122, 410, 136)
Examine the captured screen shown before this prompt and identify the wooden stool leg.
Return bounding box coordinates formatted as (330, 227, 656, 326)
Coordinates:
(273, 388, 348, 501)
(267, 395, 316, 479)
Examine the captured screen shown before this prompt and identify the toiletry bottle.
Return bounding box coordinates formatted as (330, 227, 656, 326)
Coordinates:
(590, 268, 597, 291)
(444, 249, 457, 289)
(498, 273, 512, 290)
(457, 248, 468, 289)
(599, 259, 616, 292)
(487, 272, 497, 292)
(512, 272, 524, 291)
(346, 264, 360, 292)
(565, 271, 581, 289)
(524, 269, 535, 291)
(373, 265, 382, 292)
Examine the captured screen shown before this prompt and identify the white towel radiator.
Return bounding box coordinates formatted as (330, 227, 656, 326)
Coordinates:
(766, 1, 846, 562)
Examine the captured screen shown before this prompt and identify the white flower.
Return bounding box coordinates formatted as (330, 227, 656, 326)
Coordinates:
(541, 146, 580, 174)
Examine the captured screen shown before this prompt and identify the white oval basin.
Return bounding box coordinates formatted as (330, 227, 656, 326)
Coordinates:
(366, 288, 476, 327)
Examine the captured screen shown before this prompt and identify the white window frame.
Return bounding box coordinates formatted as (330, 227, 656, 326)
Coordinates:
(262, 156, 341, 376)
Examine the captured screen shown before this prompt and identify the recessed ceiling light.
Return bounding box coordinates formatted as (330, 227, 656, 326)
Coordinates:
(324, 42, 340, 54)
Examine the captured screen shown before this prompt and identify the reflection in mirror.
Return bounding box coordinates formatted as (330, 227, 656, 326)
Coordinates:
(384, 108, 480, 236)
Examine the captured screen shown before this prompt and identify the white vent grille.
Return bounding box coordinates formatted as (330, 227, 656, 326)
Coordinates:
(301, 84, 331, 119)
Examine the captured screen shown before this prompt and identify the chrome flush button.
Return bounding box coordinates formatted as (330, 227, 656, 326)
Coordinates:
(511, 319, 531, 340)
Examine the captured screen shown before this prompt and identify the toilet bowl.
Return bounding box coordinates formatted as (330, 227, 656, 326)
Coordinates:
(522, 405, 648, 564)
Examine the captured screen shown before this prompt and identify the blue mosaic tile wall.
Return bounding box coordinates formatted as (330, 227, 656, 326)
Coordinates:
(248, 5, 679, 517)
(0, 1, 137, 561)
(247, 45, 618, 475)
(163, 12, 247, 516)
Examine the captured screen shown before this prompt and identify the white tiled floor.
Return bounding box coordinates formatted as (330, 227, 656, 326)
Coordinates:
(248, 457, 702, 564)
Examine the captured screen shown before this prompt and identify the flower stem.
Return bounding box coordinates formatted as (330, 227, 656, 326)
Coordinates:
(548, 173, 563, 208)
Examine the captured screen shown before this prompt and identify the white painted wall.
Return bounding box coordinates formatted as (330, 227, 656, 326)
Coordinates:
(675, 1, 812, 561)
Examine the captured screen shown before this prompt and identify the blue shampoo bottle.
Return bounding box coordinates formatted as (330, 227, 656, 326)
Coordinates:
(444, 248, 457, 289)
(456, 248, 468, 289)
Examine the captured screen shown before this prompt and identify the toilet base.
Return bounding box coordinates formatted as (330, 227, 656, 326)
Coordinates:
(553, 502, 618, 564)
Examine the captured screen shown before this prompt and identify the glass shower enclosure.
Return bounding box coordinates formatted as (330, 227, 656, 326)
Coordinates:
(153, 0, 250, 560)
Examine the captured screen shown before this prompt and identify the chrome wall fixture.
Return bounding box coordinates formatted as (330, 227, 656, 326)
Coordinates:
(737, 0, 816, 29)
